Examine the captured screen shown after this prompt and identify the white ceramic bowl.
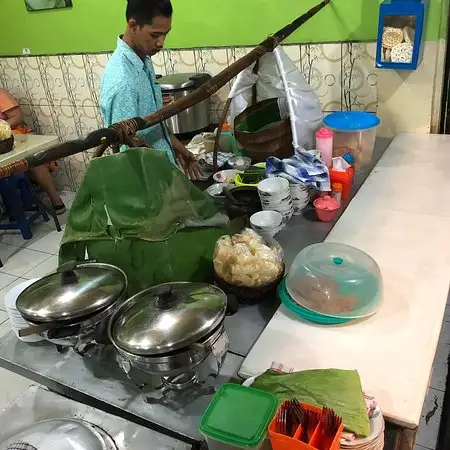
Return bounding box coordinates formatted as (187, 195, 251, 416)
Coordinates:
(206, 182, 232, 198)
(250, 210, 283, 229)
(258, 177, 290, 196)
(213, 169, 239, 183)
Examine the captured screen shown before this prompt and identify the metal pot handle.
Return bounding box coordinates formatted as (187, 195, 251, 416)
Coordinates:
(189, 342, 207, 357)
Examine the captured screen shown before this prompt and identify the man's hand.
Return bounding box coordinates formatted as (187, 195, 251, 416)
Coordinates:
(171, 135, 203, 180)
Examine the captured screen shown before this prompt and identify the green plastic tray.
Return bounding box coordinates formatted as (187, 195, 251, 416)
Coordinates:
(278, 278, 353, 325)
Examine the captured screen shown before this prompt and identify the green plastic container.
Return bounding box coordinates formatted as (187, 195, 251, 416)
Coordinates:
(200, 384, 278, 450)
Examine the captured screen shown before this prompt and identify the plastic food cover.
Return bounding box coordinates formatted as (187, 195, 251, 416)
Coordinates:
(286, 243, 382, 319)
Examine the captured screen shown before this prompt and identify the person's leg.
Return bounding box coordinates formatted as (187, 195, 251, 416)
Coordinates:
(29, 165, 66, 213)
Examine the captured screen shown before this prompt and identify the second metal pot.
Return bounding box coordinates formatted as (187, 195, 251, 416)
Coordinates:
(108, 282, 228, 377)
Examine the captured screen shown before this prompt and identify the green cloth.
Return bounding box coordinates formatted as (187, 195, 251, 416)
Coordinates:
(59, 148, 228, 294)
(252, 369, 370, 437)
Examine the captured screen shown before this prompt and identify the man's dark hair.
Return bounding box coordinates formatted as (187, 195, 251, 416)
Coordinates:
(126, 0, 173, 26)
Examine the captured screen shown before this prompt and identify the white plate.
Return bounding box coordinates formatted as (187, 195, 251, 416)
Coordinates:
(340, 414, 385, 448)
(213, 169, 239, 183)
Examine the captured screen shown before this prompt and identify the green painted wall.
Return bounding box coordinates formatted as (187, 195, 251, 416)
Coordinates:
(0, 0, 447, 56)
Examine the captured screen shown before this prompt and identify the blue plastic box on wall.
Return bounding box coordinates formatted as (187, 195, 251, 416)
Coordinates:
(376, 0, 429, 70)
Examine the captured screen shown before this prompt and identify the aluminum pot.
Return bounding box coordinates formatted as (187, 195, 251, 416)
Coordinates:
(108, 282, 229, 378)
(159, 73, 212, 134)
(16, 261, 128, 353)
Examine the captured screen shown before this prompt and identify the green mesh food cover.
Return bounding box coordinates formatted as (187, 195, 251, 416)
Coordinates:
(59, 148, 228, 295)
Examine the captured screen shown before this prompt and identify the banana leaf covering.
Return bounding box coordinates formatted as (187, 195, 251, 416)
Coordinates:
(59, 148, 228, 295)
(252, 369, 370, 437)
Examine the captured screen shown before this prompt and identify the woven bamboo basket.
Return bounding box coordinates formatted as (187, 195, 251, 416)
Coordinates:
(0, 136, 14, 155)
(214, 265, 285, 305)
(234, 98, 294, 163)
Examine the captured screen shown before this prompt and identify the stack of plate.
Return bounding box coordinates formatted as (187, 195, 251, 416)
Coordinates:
(290, 183, 310, 215)
(257, 177, 293, 224)
(3, 278, 44, 343)
(341, 413, 385, 450)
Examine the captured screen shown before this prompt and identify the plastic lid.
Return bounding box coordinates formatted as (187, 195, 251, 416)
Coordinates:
(158, 73, 197, 90)
(313, 195, 340, 211)
(316, 127, 333, 138)
(332, 183, 343, 192)
(286, 243, 382, 319)
(200, 384, 278, 448)
(323, 112, 380, 131)
(222, 123, 232, 131)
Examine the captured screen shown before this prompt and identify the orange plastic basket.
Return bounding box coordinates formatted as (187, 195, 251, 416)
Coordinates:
(268, 401, 344, 450)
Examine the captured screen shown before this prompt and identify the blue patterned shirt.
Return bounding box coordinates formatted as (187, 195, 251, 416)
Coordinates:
(100, 37, 176, 166)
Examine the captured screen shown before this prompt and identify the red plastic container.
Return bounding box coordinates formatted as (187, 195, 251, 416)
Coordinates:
(313, 196, 340, 222)
(268, 401, 344, 450)
(329, 167, 354, 200)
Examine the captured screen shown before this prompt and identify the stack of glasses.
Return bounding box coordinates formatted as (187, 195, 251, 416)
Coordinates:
(257, 177, 294, 225)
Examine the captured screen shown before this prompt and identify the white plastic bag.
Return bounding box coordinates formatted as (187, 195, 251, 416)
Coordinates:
(228, 47, 322, 152)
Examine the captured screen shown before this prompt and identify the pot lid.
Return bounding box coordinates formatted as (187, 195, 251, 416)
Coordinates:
(16, 262, 127, 323)
(110, 282, 227, 356)
(158, 73, 210, 90)
(0, 419, 114, 450)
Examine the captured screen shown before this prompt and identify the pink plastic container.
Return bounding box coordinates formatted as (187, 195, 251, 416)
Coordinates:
(315, 128, 333, 167)
(313, 196, 340, 222)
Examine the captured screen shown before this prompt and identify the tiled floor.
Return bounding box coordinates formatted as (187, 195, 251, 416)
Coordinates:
(0, 190, 75, 412)
(0, 190, 448, 449)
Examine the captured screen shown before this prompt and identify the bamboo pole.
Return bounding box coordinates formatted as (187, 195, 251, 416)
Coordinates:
(0, 0, 331, 179)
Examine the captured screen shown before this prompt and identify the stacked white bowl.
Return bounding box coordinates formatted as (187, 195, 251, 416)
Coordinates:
(257, 177, 294, 225)
(3, 278, 44, 343)
(290, 183, 310, 215)
(250, 211, 284, 240)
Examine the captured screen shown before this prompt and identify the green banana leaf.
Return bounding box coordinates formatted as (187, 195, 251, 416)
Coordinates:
(252, 369, 370, 437)
(59, 148, 228, 294)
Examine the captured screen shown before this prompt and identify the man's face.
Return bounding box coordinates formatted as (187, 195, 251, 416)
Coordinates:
(129, 15, 172, 57)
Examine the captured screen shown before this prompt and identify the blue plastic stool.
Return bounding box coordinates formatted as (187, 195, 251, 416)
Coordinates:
(0, 172, 53, 241)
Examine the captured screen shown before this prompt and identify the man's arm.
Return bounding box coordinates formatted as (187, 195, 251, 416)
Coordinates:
(108, 84, 140, 126)
(0, 90, 23, 129)
(171, 134, 202, 180)
(3, 106, 23, 129)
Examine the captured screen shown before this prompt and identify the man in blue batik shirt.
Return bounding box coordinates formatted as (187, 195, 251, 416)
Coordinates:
(100, 0, 201, 179)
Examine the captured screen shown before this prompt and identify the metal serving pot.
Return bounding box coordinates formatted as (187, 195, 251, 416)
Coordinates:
(108, 282, 229, 382)
(159, 73, 212, 134)
(16, 261, 128, 354)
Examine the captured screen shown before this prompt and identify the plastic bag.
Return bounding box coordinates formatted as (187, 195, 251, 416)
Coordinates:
(227, 47, 323, 152)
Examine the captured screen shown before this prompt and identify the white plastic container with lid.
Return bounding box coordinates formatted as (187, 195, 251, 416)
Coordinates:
(323, 112, 380, 171)
(200, 383, 277, 450)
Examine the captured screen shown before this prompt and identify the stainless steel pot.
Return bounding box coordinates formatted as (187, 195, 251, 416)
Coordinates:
(16, 261, 128, 353)
(108, 282, 229, 380)
(159, 73, 211, 134)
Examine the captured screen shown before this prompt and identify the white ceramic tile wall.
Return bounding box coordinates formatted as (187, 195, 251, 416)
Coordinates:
(0, 43, 377, 191)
